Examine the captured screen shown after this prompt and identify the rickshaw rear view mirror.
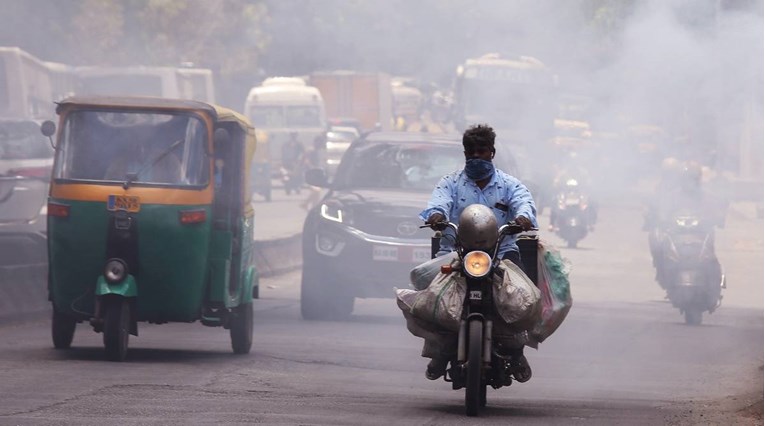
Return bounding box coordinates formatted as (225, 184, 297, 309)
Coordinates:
(40, 120, 56, 149)
(305, 168, 328, 188)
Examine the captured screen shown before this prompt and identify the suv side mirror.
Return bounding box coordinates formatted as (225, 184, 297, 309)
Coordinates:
(305, 168, 328, 187)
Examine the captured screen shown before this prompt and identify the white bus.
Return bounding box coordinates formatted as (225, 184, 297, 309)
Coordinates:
(74, 65, 215, 103)
(0, 47, 57, 119)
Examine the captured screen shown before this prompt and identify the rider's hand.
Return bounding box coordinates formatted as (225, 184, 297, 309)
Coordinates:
(426, 212, 446, 231)
(514, 215, 533, 231)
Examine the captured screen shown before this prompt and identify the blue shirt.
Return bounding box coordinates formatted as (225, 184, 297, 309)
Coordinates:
(419, 167, 537, 258)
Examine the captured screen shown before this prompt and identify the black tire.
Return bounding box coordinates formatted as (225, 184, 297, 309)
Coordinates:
(300, 263, 354, 321)
(252, 284, 260, 299)
(51, 308, 76, 349)
(230, 302, 253, 354)
(103, 297, 130, 362)
(479, 383, 487, 408)
(566, 238, 577, 249)
(465, 319, 483, 417)
(684, 308, 703, 326)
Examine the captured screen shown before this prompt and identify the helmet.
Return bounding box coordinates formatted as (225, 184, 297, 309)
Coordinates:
(457, 204, 498, 251)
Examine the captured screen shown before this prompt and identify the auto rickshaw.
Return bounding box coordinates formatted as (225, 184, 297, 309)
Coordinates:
(40, 96, 259, 361)
(251, 129, 271, 201)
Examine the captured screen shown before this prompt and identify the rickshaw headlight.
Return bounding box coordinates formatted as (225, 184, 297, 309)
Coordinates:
(463, 251, 491, 278)
(104, 259, 128, 284)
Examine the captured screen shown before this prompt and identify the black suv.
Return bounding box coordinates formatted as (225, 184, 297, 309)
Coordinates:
(300, 132, 466, 320)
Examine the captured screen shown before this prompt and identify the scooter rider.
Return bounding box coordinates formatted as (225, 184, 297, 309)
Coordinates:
(420, 123, 538, 381)
(648, 161, 725, 290)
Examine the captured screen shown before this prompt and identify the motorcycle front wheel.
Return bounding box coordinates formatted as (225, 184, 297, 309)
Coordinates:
(465, 319, 483, 416)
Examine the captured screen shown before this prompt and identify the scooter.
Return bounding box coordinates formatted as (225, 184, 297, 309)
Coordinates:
(657, 212, 725, 325)
(551, 189, 591, 248)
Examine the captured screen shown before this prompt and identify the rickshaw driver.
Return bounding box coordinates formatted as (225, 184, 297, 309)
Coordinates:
(104, 136, 183, 184)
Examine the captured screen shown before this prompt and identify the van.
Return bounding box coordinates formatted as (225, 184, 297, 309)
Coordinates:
(243, 77, 327, 168)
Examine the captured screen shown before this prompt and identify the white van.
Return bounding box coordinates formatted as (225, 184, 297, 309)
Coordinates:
(244, 77, 327, 167)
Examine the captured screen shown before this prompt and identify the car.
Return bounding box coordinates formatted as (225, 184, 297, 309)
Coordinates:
(300, 132, 465, 320)
(0, 119, 54, 274)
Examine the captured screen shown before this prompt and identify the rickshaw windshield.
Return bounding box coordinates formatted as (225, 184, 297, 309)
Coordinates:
(53, 110, 209, 187)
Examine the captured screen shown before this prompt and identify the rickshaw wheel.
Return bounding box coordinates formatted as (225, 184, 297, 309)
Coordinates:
(52, 308, 76, 349)
(230, 302, 253, 354)
(103, 297, 130, 362)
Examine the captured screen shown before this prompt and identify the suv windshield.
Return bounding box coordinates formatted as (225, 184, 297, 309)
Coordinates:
(53, 110, 209, 186)
(333, 142, 463, 191)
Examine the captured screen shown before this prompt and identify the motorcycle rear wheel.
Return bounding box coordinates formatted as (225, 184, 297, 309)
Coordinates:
(465, 319, 483, 416)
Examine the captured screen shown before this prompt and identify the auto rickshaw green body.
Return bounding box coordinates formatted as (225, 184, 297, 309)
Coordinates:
(45, 96, 260, 360)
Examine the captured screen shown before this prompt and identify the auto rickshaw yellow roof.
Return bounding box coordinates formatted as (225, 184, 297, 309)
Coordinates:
(57, 96, 218, 117)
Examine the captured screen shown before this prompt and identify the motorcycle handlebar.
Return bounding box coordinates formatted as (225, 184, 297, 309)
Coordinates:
(420, 221, 537, 235)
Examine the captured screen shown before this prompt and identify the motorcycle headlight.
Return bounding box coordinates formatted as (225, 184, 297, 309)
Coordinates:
(104, 258, 128, 284)
(463, 251, 491, 278)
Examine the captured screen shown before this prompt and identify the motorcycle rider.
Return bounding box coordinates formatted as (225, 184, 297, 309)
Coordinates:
(420, 123, 537, 381)
(548, 157, 598, 233)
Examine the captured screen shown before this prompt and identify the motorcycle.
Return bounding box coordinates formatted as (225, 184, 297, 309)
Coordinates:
(657, 212, 725, 325)
(550, 182, 592, 248)
(423, 204, 537, 417)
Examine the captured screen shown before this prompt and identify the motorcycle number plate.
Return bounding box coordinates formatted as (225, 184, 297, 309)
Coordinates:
(469, 290, 482, 300)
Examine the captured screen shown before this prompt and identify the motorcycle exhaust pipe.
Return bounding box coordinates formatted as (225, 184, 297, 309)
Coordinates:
(483, 320, 493, 363)
(457, 319, 466, 362)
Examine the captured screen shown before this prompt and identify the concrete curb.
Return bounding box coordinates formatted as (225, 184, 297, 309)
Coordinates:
(0, 234, 303, 324)
(253, 233, 303, 278)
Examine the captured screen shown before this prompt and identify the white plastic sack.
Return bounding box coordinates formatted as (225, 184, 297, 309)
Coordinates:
(409, 252, 459, 291)
(398, 256, 541, 334)
(493, 259, 541, 325)
(408, 271, 465, 332)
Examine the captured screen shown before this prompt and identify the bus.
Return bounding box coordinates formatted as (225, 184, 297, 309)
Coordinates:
(0, 47, 57, 119)
(74, 65, 215, 103)
(453, 53, 557, 144)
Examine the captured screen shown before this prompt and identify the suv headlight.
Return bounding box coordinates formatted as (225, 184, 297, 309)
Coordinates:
(320, 202, 347, 223)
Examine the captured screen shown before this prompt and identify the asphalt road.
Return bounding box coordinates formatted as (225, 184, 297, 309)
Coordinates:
(0, 196, 761, 425)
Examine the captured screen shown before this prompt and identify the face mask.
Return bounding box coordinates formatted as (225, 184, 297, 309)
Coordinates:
(464, 158, 494, 181)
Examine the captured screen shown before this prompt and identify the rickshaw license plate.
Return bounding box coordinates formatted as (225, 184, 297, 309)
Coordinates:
(107, 195, 141, 212)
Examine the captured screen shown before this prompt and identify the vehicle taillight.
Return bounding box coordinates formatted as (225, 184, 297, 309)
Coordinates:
(48, 202, 70, 218)
(9, 167, 50, 179)
(179, 209, 207, 225)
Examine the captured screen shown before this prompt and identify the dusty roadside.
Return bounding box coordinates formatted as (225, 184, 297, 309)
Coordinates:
(666, 365, 763, 425)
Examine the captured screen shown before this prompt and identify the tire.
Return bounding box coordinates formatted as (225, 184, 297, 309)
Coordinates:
(103, 297, 130, 362)
(465, 319, 483, 417)
(684, 308, 703, 326)
(300, 263, 354, 321)
(230, 302, 253, 354)
(566, 239, 577, 249)
(51, 308, 76, 349)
